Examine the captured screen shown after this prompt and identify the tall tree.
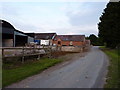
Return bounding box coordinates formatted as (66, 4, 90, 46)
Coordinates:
(88, 34, 104, 46)
(89, 34, 98, 45)
(98, 1, 120, 48)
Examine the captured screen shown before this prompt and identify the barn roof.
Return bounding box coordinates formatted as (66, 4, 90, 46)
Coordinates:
(35, 33, 57, 40)
(54, 35, 85, 41)
(1, 19, 34, 37)
(0, 20, 15, 29)
(1, 20, 15, 34)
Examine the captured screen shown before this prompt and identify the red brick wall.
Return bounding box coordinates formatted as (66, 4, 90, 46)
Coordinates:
(52, 39, 85, 46)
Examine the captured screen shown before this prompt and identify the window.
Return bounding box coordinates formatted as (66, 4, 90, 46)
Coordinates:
(58, 41, 61, 45)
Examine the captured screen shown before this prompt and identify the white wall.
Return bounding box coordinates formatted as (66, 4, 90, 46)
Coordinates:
(28, 36, 34, 43)
(41, 40, 50, 45)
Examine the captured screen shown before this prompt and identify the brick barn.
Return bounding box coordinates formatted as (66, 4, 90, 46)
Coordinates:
(52, 35, 86, 47)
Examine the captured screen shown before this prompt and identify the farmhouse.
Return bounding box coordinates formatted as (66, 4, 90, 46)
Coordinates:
(1, 20, 34, 47)
(52, 35, 86, 47)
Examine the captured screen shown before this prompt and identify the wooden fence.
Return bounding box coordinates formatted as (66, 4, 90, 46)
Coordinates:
(1, 46, 52, 63)
(1, 45, 91, 63)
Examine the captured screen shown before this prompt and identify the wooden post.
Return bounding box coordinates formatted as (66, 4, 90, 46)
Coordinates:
(60, 46, 62, 51)
(50, 47, 52, 58)
(37, 54, 40, 60)
(22, 47, 24, 63)
(56, 45, 58, 51)
(2, 48, 4, 59)
(33, 45, 35, 53)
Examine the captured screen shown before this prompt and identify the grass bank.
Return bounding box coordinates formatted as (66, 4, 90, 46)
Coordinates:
(100, 46, 120, 88)
(3, 58, 62, 87)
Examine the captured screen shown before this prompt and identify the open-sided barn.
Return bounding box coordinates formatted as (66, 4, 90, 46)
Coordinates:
(1, 20, 34, 47)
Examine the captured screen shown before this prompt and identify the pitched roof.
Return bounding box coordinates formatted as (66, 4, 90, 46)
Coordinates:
(35, 33, 56, 39)
(25, 33, 35, 37)
(54, 35, 85, 41)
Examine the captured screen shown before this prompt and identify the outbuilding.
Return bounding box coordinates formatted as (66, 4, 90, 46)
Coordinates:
(1, 20, 34, 47)
(52, 35, 86, 47)
(34, 33, 57, 46)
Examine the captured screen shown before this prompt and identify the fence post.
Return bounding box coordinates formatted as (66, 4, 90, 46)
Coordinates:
(43, 45, 45, 49)
(50, 46, 52, 58)
(56, 46, 58, 51)
(22, 47, 24, 63)
(2, 48, 4, 59)
(37, 54, 40, 60)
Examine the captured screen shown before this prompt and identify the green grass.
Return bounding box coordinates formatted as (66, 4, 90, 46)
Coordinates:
(100, 46, 120, 88)
(3, 58, 62, 87)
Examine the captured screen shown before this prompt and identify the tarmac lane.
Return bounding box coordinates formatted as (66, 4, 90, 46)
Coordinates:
(6, 46, 109, 88)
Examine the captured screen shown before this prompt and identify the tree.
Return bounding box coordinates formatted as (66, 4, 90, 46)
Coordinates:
(98, 1, 120, 48)
(89, 34, 98, 45)
(88, 34, 104, 46)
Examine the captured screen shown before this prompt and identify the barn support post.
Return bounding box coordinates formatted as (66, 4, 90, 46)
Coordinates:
(13, 33, 16, 47)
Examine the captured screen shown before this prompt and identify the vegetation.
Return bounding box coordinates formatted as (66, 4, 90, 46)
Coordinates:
(86, 34, 104, 46)
(3, 58, 62, 87)
(100, 46, 120, 88)
(98, 1, 120, 88)
(98, 1, 120, 48)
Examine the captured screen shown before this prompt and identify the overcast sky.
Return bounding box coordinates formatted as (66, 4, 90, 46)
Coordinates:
(1, 0, 108, 36)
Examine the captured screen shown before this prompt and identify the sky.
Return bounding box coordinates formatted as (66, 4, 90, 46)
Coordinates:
(1, 0, 109, 36)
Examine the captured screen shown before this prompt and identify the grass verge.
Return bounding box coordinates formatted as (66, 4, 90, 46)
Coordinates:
(3, 58, 62, 87)
(100, 46, 120, 88)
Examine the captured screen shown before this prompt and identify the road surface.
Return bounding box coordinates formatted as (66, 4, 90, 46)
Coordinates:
(6, 46, 109, 88)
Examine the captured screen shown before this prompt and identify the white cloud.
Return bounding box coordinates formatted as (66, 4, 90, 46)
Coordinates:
(0, 0, 110, 2)
(50, 24, 98, 36)
(1, 1, 107, 36)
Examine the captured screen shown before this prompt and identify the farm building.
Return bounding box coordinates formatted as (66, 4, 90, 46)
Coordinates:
(1, 20, 34, 47)
(85, 40, 91, 46)
(52, 35, 86, 47)
(32, 33, 57, 46)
